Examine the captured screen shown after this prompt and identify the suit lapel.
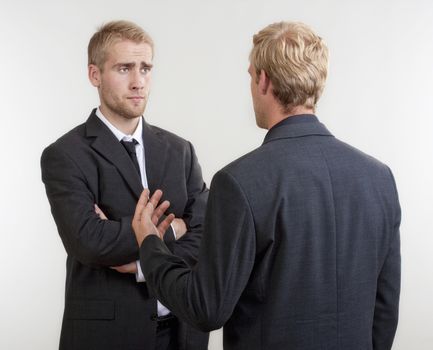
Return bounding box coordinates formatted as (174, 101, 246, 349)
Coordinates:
(85, 110, 143, 199)
(142, 120, 169, 193)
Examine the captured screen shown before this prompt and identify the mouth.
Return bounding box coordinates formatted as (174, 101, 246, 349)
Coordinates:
(127, 96, 145, 101)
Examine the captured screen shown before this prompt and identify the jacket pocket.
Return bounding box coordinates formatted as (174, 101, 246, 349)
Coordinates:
(65, 299, 115, 320)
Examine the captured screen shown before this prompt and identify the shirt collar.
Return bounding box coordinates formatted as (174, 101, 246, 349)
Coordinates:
(95, 107, 143, 145)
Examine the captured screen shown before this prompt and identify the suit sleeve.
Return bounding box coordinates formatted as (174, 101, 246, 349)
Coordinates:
(372, 169, 401, 350)
(41, 143, 138, 267)
(165, 142, 209, 267)
(140, 169, 256, 332)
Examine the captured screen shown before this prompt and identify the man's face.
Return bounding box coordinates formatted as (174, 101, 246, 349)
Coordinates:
(91, 40, 153, 121)
(248, 64, 266, 129)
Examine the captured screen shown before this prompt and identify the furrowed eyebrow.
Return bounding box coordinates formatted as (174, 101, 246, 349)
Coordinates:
(141, 62, 153, 69)
(114, 62, 136, 69)
(113, 62, 153, 69)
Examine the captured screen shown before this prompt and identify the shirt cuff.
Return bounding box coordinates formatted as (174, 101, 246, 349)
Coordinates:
(135, 260, 145, 282)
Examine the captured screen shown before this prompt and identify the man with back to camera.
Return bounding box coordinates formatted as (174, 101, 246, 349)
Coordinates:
(129, 21, 401, 350)
(41, 20, 209, 350)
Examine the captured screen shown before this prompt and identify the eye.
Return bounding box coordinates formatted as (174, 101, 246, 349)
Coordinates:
(119, 66, 129, 73)
(140, 67, 151, 74)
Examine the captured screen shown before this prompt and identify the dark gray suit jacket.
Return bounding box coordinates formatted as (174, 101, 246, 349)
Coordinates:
(41, 109, 209, 350)
(140, 115, 401, 350)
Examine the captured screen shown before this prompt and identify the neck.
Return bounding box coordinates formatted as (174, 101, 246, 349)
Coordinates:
(266, 105, 314, 129)
(99, 105, 140, 135)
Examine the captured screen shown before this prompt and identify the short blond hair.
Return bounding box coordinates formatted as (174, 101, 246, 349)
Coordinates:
(250, 21, 328, 113)
(88, 20, 154, 69)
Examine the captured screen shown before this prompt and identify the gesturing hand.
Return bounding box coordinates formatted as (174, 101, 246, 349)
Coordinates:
(132, 189, 175, 247)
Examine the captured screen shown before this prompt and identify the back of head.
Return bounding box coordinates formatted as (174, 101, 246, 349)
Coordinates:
(250, 22, 328, 113)
(88, 20, 154, 70)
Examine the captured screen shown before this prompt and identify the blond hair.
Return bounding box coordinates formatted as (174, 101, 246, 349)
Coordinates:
(88, 20, 154, 69)
(250, 21, 328, 113)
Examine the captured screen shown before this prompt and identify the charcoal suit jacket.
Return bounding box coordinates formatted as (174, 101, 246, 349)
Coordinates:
(140, 115, 401, 350)
(41, 109, 209, 350)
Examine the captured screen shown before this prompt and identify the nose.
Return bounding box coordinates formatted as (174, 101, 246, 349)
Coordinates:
(130, 69, 145, 90)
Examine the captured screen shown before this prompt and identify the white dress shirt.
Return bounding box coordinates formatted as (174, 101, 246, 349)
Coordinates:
(96, 108, 171, 316)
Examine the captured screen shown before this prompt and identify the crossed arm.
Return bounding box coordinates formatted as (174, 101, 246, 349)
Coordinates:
(42, 131, 208, 275)
(94, 194, 185, 274)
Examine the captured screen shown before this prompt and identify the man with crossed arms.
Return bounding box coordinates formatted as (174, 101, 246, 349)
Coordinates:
(41, 20, 209, 350)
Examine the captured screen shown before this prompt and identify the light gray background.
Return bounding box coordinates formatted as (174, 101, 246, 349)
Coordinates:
(1, 0, 432, 349)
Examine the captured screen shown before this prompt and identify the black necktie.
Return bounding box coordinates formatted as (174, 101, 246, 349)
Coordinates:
(120, 139, 141, 175)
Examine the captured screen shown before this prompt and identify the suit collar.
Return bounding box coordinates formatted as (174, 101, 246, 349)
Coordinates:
(86, 109, 143, 198)
(263, 114, 333, 145)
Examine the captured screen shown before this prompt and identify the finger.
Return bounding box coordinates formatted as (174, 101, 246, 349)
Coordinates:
(140, 201, 155, 223)
(158, 213, 175, 236)
(110, 262, 137, 274)
(148, 189, 163, 209)
(94, 203, 102, 216)
(133, 189, 150, 223)
(94, 204, 107, 220)
(152, 200, 170, 225)
(121, 262, 137, 274)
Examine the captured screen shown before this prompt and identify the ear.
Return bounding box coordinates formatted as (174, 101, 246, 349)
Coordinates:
(258, 70, 271, 95)
(88, 64, 101, 88)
